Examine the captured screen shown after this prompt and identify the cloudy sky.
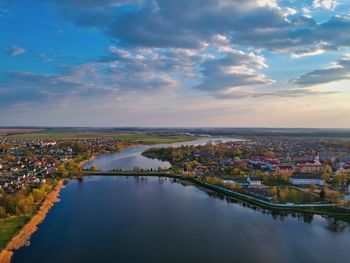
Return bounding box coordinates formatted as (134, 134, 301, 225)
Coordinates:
(1, 0, 350, 127)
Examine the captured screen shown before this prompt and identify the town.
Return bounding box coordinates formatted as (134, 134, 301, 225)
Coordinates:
(1, 130, 350, 263)
(143, 136, 350, 206)
(0, 137, 134, 193)
(1, 132, 350, 220)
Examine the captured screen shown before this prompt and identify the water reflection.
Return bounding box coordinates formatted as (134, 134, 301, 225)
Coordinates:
(325, 218, 349, 232)
(12, 176, 350, 263)
(184, 179, 350, 232)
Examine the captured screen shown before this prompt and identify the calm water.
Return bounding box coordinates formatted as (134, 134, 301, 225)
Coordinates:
(83, 136, 238, 171)
(12, 176, 350, 263)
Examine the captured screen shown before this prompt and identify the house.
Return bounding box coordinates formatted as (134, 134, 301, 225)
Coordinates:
(289, 173, 324, 186)
(247, 176, 262, 187)
(336, 165, 350, 174)
(248, 159, 274, 171)
(295, 163, 327, 174)
(295, 155, 327, 174)
(224, 176, 262, 188)
(224, 178, 250, 187)
(276, 164, 294, 175)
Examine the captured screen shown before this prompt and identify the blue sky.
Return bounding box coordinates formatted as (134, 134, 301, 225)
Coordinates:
(1, 0, 350, 127)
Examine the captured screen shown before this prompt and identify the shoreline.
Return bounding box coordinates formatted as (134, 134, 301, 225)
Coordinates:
(78, 137, 198, 169)
(81, 172, 350, 223)
(0, 180, 65, 263)
(79, 155, 97, 168)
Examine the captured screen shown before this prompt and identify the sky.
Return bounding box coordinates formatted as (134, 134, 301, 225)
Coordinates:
(1, 0, 350, 128)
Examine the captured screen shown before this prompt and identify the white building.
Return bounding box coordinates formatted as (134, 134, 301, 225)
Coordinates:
(223, 177, 262, 187)
(336, 166, 350, 174)
(289, 173, 324, 186)
(248, 177, 262, 187)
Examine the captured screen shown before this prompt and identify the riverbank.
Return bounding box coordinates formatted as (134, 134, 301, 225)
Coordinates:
(79, 155, 97, 168)
(0, 180, 65, 263)
(186, 176, 350, 222)
(79, 136, 198, 169)
(81, 171, 350, 222)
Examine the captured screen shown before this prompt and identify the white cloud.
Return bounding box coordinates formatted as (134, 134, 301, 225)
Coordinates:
(312, 0, 339, 10)
(195, 49, 275, 95)
(108, 46, 133, 59)
(9, 46, 26, 57)
(291, 42, 336, 58)
(294, 53, 350, 86)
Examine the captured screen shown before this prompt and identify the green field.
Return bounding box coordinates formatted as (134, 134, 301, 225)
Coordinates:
(0, 216, 30, 251)
(6, 130, 196, 144)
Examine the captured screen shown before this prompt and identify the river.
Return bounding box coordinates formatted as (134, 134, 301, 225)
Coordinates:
(12, 176, 350, 263)
(82, 136, 237, 171)
(11, 137, 350, 263)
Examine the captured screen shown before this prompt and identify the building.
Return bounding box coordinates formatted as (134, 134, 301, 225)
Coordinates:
(295, 163, 327, 174)
(223, 176, 261, 188)
(289, 173, 324, 186)
(295, 155, 327, 174)
(336, 165, 350, 174)
(247, 176, 262, 187)
(224, 178, 250, 187)
(276, 164, 294, 175)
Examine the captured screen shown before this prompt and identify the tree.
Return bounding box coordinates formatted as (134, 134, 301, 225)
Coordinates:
(17, 194, 34, 215)
(66, 160, 81, 172)
(231, 168, 245, 177)
(206, 176, 223, 186)
(184, 163, 192, 172)
(265, 151, 275, 157)
(309, 183, 317, 192)
(333, 173, 348, 186)
(0, 206, 7, 218)
(90, 164, 99, 171)
(325, 165, 332, 175)
(58, 164, 68, 177)
(321, 172, 330, 180)
(325, 189, 343, 204)
(32, 188, 44, 203)
(319, 189, 326, 200)
(133, 166, 141, 172)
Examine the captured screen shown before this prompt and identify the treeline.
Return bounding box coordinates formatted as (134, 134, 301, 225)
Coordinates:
(143, 143, 260, 177)
(0, 183, 53, 219)
(57, 160, 82, 177)
(143, 143, 252, 165)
